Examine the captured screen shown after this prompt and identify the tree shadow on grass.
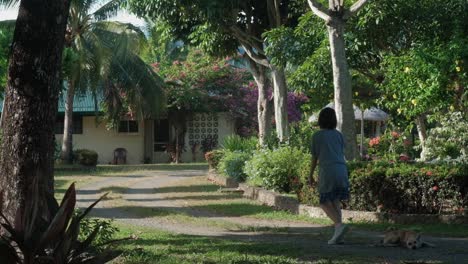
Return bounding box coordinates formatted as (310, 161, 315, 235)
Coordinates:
(87, 206, 187, 219)
(154, 184, 220, 194)
(117, 234, 308, 263)
(188, 203, 277, 217)
(117, 228, 468, 264)
(125, 193, 242, 202)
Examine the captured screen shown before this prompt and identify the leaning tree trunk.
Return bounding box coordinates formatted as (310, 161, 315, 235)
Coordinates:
(327, 19, 358, 160)
(415, 114, 428, 160)
(0, 0, 71, 224)
(61, 81, 75, 164)
(271, 66, 289, 143)
(249, 60, 273, 145)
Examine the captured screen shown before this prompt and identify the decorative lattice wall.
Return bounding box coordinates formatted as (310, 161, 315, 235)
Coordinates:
(188, 113, 219, 146)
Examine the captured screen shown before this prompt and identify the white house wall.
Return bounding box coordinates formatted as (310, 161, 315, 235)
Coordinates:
(55, 116, 145, 164)
(153, 112, 236, 163)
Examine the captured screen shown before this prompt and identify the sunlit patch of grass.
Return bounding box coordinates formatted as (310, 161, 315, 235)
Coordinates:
(54, 163, 208, 177)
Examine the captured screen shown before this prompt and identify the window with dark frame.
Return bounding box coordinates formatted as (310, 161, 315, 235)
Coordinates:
(154, 119, 170, 152)
(118, 120, 139, 133)
(55, 116, 83, 134)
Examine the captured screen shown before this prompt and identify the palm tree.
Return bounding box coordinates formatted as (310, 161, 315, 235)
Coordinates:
(59, 0, 165, 163)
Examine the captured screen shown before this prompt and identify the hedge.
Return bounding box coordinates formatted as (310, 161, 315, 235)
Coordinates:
(298, 161, 468, 214)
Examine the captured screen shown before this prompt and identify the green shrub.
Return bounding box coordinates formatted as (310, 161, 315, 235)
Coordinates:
(79, 216, 119, 251)
(221, 135, 258, 153)
(244, 146, 310, 193)
(74, 149, 98, 166)
(298, 161, 468, 214)
(218, 151, 251, 181)
(425, 112, 468, 163)
(288, 119, 318, 153)
(205, 149, 225, 169)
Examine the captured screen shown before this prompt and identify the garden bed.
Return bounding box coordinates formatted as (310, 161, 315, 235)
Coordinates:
(207, 170, 468, 225)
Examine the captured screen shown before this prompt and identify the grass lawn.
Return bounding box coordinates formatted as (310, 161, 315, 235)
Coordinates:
(112, 224, 378, 264)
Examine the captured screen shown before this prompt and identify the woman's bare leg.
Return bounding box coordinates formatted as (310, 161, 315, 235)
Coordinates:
(321, 200, 348, 244)
(332, 199, 342, 223)
(320, 201, 341, 225)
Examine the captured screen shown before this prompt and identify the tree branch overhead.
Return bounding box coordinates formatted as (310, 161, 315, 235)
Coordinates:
(307, 0, 332, 22)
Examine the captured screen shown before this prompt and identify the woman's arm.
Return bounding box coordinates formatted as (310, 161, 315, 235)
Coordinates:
(308, 156, 318, 187)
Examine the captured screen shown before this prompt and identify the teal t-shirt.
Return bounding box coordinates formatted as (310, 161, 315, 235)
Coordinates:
(311, 129, 349, 194)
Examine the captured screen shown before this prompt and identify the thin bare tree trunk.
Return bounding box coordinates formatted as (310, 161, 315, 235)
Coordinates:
(271, 66, 289, 142)
(415, 114, 428, 160)
(61, 81, 75, 164)
(249, 60, 273, 145)
(328, 20, 358, 160)
(0, 0, 71, 224)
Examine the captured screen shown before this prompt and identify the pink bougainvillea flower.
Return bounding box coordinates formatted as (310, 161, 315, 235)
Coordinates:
(432, 186, 439, 191)
(391, 131, 399, 138)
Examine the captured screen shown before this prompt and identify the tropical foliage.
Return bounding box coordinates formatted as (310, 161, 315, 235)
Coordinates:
(424, 112, 468, 164)
(59, 0, 165, 162)
(0, 183, 122, 264)
(0, 21, 13, 92)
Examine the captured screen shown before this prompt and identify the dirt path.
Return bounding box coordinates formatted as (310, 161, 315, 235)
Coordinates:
(76, 169, 468, 263)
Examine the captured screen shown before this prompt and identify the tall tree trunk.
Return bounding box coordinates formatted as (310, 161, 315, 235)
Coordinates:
(308, 0, 369, 160)
(0, 0, 71, 224)
(327, 19, 358, 160)
(249, 60, 273, 145)
(61, 81, 75, 164)
(415, 114, 428, 160)
(271, 66, 289, 142)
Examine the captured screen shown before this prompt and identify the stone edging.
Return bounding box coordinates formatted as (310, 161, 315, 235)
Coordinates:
(207, 170, 468, 224)
(207, 169, 239, 188)
(238, 183, 468, 225)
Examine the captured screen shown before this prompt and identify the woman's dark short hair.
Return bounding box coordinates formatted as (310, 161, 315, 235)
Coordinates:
(318, 107, 337, 129)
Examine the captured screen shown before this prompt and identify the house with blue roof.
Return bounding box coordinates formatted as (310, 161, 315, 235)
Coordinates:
(1, 92, 235, 164)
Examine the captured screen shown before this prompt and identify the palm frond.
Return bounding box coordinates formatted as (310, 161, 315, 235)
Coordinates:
(70, 0, 94, 16)
(92, 21, 145, 59)
(108, 53, 166, 119)
(93, 0, 127, 21)
(0, 0, 18, 8)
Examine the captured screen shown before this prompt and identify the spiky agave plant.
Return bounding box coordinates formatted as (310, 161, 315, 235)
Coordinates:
(0, 182, 123, 264)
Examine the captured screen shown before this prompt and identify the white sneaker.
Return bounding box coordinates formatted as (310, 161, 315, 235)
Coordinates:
(334, 224, 349, 242)
(328, 224, 349, 245)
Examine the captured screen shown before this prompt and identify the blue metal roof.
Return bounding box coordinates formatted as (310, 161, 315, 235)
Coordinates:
(0, 90, 102, 113)
(57, 91, 101, 113)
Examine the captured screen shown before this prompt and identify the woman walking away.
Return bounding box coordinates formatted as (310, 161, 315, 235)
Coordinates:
(308, 107, 350, 245)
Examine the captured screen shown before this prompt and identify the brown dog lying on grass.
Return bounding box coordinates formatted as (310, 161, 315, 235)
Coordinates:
(381, 227, 436, 249)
